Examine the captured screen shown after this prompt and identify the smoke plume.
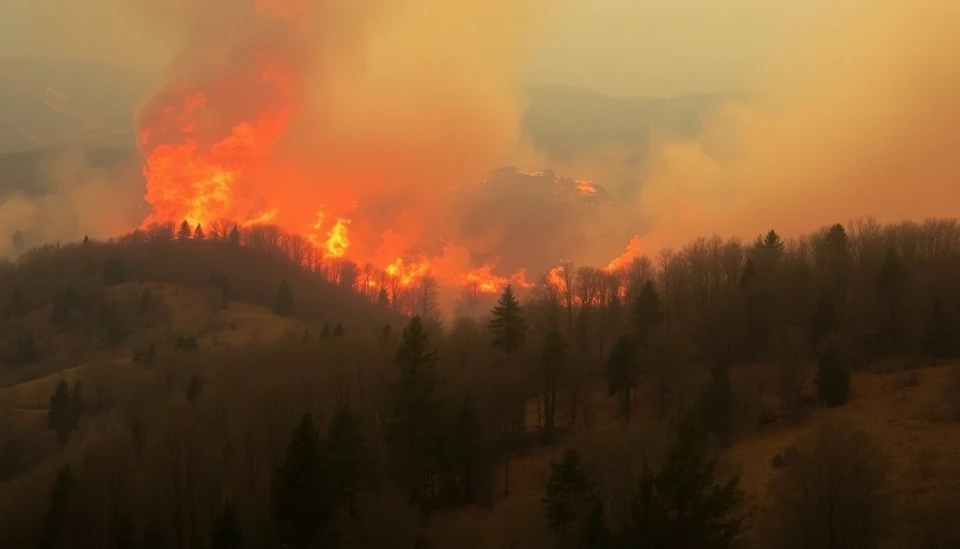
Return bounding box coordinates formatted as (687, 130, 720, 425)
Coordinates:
(632, 1, 960, 252)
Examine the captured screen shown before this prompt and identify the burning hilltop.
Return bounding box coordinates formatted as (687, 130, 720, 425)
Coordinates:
(133, 0, 642, 312)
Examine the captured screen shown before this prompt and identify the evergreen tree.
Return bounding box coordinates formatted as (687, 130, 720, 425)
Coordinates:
(815, 336, 850, 407)
(819, 223, 850, 293)
(606, 335, 638, 421)
(194, 224, 205, 240)
(38, 465, 75, 549)
(389, 316, 440, 502)
(487, 285, 527, 354)
(178, 220, 193, 240)
(212, 499, 242, 549)
(81, 235, 90, 246)
(327, 405, 368, 512)
(48, 380, 80, 446)
(699, 361, 738, 447)
(103, 257, 127, 286)
(228, 226, 241, 245)
(271, 414, 334, 549)
(543, 449, 595, 535)
(808, 290, 836, 345)
(272, 281, 294, 317)
(754, 229, 785, 268)
(631, 281, 664, 347)
(333, 323, 345, 337)
(924, 298, 953, 364)
(540, 330, 567, 441)
(618, 413, 744, 548)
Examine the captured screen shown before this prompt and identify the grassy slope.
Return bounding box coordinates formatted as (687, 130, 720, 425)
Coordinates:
(427, 361, 960, 548)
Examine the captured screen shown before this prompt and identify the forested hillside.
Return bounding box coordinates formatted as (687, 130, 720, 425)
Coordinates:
(1, 216, 960, 549)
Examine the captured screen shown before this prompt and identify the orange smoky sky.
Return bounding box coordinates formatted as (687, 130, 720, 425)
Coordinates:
(631, 1, 960, 252)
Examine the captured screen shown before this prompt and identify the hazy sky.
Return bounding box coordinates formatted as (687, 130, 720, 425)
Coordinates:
(0, 0, 836, 97)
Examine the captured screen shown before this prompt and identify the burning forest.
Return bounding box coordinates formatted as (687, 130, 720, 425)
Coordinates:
(133, 0, 642, 316)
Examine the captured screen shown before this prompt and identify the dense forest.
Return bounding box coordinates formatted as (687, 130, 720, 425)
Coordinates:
(1, 216, 960, 548)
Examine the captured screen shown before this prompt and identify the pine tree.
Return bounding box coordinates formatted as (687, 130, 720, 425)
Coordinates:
(194, 224, 205, 240)
(327, 405, 368, 512)
(487, 285, 527, 354)
(542, 449, 595, 534)
(619, 413, 744, 548)
(228, 226, 241, 245)
(271, 414, 334, 549)
(48, 380, 80, 446)
(754, 229, 785, 268)
(540, 330, 567, 441)
(178, 220, 193, 241)
(390, 316, 440, 502)
(631, 281, 664, 347)
(211, 499, 242, 549)
(272, 281, 294, 317)
(38, 465, 75, 549)
(606, 335, 638, 421)
(924, 298, 953, 364)
(103, 257, 127, 286)
(816, 336, 850, 407)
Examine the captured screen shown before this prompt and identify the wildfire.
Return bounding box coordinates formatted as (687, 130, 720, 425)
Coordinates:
(604, 235, 643, 272)
(133, 0, 645, 313)
(325, 219, 350, 259)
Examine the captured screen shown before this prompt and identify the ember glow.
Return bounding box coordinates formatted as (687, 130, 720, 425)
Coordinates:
(134, 0, 641, 312)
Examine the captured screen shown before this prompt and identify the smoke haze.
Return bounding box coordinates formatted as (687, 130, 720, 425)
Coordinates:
(632, 1, 960, 252)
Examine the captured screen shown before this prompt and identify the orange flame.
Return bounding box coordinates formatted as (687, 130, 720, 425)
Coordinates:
(325, 219, 351, 259)
(604, 235, 643, 272)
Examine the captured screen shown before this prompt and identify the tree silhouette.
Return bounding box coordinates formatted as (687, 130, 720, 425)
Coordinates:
(137, 287, 154, 315)
(327, 405, 368, 513)
(631, 281, 664, 347)
(816, 336, 850, 407)
(390, 316, 440, 502)
(271, 414, 334, 549)
(38, 465, 75, 549)
(618, 413, 744, 548)
(194, 224, 205, 240)
(272, 280, 294, 317)
(11, 229, 24, 254)
(209, 272, 231, 308)
(542, 449, 595, 535)
(103, 257, 127, 286)
(606, 335, 638, 421)
(47, 380, 81, 446)
(177, 220, 193, 241)
(228, 225, 241, 245)
(755, 229, 786, 269)
(333, 323, 345, 337)
(540, 330, 567, 441)
(487, 285, 527, 355)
